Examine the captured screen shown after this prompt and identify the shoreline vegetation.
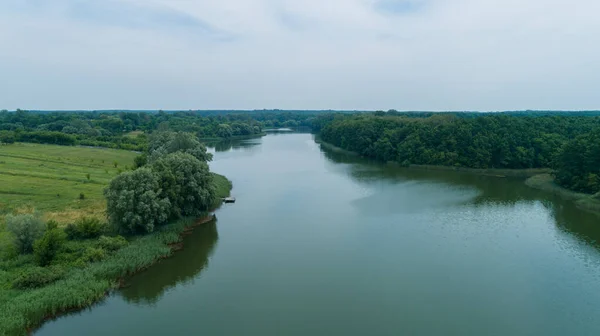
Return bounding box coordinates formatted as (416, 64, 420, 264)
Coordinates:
(525, 174, 600, 214)
(199, 132, 267, 142)
(317, 138, 600, 215)
(0, 130, 233, 336)
(0, 173, 232, 336)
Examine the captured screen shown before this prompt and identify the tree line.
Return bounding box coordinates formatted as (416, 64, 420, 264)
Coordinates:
(0, 109, 325, 149)
(317, 113, 600, 194)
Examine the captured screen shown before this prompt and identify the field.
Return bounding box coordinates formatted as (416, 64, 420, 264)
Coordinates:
(0, 143, 137, 223)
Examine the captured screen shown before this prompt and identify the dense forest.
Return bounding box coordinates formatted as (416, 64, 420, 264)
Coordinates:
(317, 113, 600, 194)
(0, 109, 318, 150)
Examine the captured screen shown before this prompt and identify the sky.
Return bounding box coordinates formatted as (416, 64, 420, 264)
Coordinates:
(1, 0, 599, 111)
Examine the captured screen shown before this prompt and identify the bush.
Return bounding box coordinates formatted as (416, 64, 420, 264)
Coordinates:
(5, 214, 45, 254)
(133, 154, 148, 168)
(46, 220, 59, 230)
(33, 229, 66, 266)
(79, 192, 85, 200)
(97, 236, 128, 251)
(81, 247, 105, 263)
(12, 266, 65, 289)
(65, 217, 107, 240)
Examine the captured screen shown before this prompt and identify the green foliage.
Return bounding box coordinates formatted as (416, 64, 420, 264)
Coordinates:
(79, 192, 85, 200)
(319, 114, 600, 170)
(5, 214, 45, 254)
(104, 168, 170, 234)
(33, 229, 66, 266)
(152, 152, 216, 218)
(81, 247, 105, 263)
(97, 236, 128, 251)
(46, 220, 59, 230)
(148, 131, 213, 163)
(554, 128, 600, 194)
(64, 218, 105, 241)
(12, 266, 65, 289)
(211, 173, 233, 207)
(133, 153, 148, 168)
(64, 217, 107, 240)
(86, 173, 91, 180)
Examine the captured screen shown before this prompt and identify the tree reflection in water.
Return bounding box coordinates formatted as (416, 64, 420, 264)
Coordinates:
(119, 219, 219, 305)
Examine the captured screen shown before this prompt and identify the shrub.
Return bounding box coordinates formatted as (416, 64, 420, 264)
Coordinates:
(97, 236, 128, 251)
(46, 220, 59, 230)
(5, 214, 45, 254)
(81, 247, 105, 263)
(0, 235, 18, 260)
(12, 266, 65, 289)
(65, 217, 107, 240)
(79, 192, 85, 200)
(133, 154, 148, 168)
(86, 173, 91, 180)
(33, 229, 66, 266)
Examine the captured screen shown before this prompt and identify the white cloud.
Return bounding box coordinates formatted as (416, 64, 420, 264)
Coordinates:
(0, 0, 599, 110)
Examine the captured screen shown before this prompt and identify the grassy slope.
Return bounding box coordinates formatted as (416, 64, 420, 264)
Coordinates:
(0, 143, 137, 223)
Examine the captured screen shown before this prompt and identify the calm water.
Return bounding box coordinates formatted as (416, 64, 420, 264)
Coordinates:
(37, 134, 600, 336)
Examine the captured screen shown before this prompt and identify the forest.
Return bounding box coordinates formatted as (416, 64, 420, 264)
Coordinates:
(0, 109, 316, 150)
(317, 113, 600, 194)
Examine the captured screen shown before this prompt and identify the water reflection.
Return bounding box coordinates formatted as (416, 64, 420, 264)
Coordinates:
(319, 142, 600, 251)
(206, 138, 262, 152)
(119, 219, 220, 305)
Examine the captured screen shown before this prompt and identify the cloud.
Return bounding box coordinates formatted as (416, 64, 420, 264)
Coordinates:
(0, 0, 599, 110)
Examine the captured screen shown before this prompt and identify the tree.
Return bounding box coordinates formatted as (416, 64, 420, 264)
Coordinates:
(148, 131, 212, 163)
(104, 168, 170, 234)
(554, 128, 600, 193)
(6, 214, 45, 254)
(34, 228, 66, 266)
(152, 152, 216, 218)
(217, 124, 233, 138)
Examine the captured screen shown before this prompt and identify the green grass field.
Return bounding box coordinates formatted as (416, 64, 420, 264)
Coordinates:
(0, 143, 137, 223)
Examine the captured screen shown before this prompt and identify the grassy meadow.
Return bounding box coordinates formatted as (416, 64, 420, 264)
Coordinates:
(0, 143, 138, 224)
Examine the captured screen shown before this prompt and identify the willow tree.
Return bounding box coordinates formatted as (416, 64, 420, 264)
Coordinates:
(104, 168, 170, 234)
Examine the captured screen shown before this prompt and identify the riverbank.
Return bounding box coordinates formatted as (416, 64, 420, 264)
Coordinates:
(525, 174, 600, 215)
(316, 138, 550, 177)
(408, 165, 551, 178)
(0, 174, 232, 336)
(316, 138, 600, 213)
(314, 137, 359, 156)
(199, 133, 266, 142)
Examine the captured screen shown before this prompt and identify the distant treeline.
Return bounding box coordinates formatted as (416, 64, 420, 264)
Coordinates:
(317, 113, 600, 194)
(0, 109, 322, 150)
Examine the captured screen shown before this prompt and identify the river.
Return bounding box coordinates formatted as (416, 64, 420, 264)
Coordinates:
(37, 133, 600, 335)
